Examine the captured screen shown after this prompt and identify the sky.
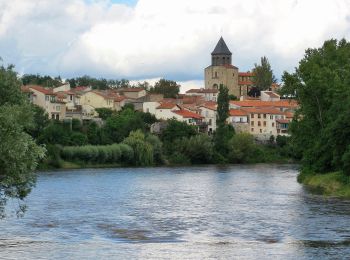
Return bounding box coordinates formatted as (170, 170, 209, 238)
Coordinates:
(0, 0, 350, 92)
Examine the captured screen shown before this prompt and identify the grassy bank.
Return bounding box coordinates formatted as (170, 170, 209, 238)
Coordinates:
(298, 170, 350, 198)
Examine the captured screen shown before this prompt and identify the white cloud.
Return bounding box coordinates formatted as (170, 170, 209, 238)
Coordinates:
(1, 0, 350, 81)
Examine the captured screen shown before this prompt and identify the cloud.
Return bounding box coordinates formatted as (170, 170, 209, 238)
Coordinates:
(1, 0, 350, 82)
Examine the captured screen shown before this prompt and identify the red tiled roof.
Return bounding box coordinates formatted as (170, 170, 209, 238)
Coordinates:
(156, 102, 178, 109)
(276, 119, 290, 124)
(21, 86, 32, 93)
(285, 111, 294, 118)
(238, 72, 254, 77)
(230, 100, 298, 108)
(229, 109, 248, 116)
(28, 85, 55, 95)
(114, 96, 126, 102)
(172, 109, 203, 119)
(242, 107, 285, 115)
(73, 86, 89, 91)
(200, 101, 217, 111)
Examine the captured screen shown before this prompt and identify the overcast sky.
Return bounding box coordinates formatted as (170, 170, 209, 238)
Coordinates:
(1, 0, 350, 91)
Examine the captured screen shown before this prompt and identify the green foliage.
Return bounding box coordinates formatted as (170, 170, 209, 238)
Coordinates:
(149, 79, 180, 98)
(21, 74, 63, 88)
(69, 132, 88, 146)
(282, 39, 350, 175)
(96, 108, 115, 120)
(104, 108, 146, 143)
(227, 133, 257, 163)
(0, 65, 25, 106)
(173, 135, 214, 164)
(251, 56, 277, 94)
(342, 146, 350, 176)
(145, 134, 164, 164)
(161, 119, 197, 145)
(214, 124, 235, 156)
(123, 130, 154, 166)
(216, 84, 229, 126)
(228, 94, 238, 101)
(61, 144, 133, 164)
(26, 104, 50, 138)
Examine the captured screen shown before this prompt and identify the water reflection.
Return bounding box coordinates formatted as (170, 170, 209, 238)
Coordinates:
(0, 165, 349, 259)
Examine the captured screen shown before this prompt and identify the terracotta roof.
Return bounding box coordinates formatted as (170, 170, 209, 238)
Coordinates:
(186, 88, 218, 94)
(156, 102, 178, 109)
(229, 109, 248, 116)
(238, 81, 254, 85)
(28, 85, 55, 95)
(172, 109, 203, 119)
(285, 112, 294, 118)
(200, 101, 217, 111)
(239, 72, 254, 77)
(114, 96, 126, 102)
(242, 107, 285, 115)
(230, 100, 298, 108)
(276, 119, 290, 124)
(21, 86, 32, 93)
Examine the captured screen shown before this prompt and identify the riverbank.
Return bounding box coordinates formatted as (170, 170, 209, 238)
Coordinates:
(298, 170, 350, 198)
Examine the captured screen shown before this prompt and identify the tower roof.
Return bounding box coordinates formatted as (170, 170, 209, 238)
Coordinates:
(211, 37, 232, 55)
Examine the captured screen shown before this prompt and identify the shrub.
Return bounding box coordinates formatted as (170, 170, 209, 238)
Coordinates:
(123, 130, 153, 166)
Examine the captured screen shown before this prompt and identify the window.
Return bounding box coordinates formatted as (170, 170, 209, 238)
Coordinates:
(270, 115, 273, 119)
(263, 114, 266, 119)
(251, 121, 254, 126)
(209, 119, 212, 125)
(45, 95, 49, 101)
(251, 114, 254, 119)
(251, 128, 254, 132)
(70, 95, 73, 101)
(272, 122, 275, 127)
(260, 129, 262, 133)
(56, 106, 60, 111)
(258, 114, 261, 119)
(214, 72, 218, 78)
(263, 121, 266, 127)
(258, 121, 261, 126)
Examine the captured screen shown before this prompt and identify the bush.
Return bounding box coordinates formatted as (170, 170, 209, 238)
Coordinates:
(342, 145, 350, 176)
(69, 132, 88, 146)
(123, 130, 154, 166)
(227, 133, 257, 163)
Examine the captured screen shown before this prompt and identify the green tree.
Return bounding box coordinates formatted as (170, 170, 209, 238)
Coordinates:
(161, 119, 197, 145)
(214, 84, 234, 155)
(123, 130, 153, 166)
(250, 56, 277, 96)
(149, 79, 180, 98)
(282, 39, 350, 175)
(95, 108, 115, 120)
(0, 64, 45, 217)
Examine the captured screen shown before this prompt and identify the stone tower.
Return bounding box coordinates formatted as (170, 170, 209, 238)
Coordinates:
(204, 37, 239, 97)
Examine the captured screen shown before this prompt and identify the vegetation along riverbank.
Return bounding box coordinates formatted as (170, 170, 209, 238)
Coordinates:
(282, 39, 350, 198)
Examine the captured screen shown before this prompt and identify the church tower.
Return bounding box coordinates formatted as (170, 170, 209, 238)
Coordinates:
(205, 37, 239, 97)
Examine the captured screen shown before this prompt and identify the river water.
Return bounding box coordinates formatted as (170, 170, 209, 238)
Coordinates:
(1, 164, 350, 259)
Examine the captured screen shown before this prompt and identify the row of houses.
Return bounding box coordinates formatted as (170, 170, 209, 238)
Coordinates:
(21, 83, 297, 140)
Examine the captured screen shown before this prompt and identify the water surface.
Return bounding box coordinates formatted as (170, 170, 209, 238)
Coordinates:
(1, 164, 350, 259)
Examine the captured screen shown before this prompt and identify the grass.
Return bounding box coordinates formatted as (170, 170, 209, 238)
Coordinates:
(298, 170, 350, 198)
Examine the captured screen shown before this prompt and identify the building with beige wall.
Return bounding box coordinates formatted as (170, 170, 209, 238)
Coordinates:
(25, 85, 66, 120)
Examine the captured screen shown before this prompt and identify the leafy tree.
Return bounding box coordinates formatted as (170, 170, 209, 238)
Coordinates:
(161, 119, 197, 144)
(214, 84, 234, 155)
(104, 108, 145, 143)
(282, 39, 350, 175)
(0, 63, 45, 217)
(21, 74, 63, 88)
(228, 133, 257, 163)
(250, 56, 277, 96)
(123, 130, 153, 166)
(95, 108, 115, 120)
(173, 134, 214, 164)
(25, 104, 50, 138)
(149, 79, 180, 98)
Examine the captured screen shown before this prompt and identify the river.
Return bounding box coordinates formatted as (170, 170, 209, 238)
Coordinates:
(1, 164, 350, 259)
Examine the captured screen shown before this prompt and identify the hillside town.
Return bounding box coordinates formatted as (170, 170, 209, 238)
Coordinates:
(21, 37, 297, 141)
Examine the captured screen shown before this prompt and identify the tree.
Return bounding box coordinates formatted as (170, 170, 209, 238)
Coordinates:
(149, 79, 180, 98)
(250, 56, 277, 96)
(161, 119, 197, 144)
(0, 63, 45, 217)
(123, 130, 153, 166)
(95, 108, 115, 120)
(214, 84, 234, 155)
(282, 39, 350, 175)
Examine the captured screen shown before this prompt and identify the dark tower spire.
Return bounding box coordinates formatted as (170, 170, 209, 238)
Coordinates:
(211, 37, 232, 66)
